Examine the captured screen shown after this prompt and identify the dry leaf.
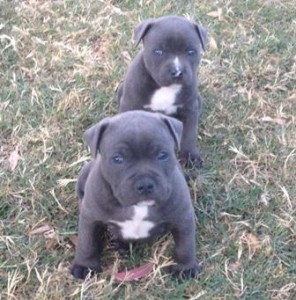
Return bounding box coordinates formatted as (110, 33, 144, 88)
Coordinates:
(114, 262, 154, 282)
(261, 116, 287, 125)
(46, 238, 60, 251)
(269, 55, 280, 63)
(43, 228, 60, 250)
(228, 261, 241, 274)
(44, 229, 57, 239)
(29, 225, 52, 236)
(208, 36, 218, 50)
(8, 148, 20, 171)
(288, 91, 296, 100)
(68, 235, 78, 246)
(207, 8, 223, 20)
(121, 51, 132, 63)
(93, 40, 107, 61)
(259, 192, 271, 206)
(242, 232, 261, 258)
(57, 178, 76, 187)
(1, 100, 10, 110)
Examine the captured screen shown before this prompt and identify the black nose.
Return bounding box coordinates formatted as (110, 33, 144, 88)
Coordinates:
(171, 68, 183, 78)
(135, 177, 155, 195)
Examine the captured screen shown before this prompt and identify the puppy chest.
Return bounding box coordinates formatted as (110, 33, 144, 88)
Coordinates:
(144, 84, 182, 115)
(109, 205, 157, 240)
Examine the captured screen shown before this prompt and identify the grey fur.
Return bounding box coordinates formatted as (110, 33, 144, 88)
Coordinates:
(71, 111, 201, 279)
(118, 16, 207, 167)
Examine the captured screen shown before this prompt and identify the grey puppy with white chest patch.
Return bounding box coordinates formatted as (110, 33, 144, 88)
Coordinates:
(71, 111, 201, 280)
(118, 16, 207, 167)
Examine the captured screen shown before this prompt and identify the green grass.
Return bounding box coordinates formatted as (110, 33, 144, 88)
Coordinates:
(1, 0, 296, 299)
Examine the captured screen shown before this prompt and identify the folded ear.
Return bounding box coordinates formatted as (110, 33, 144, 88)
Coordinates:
(83, 117, 111, 158)
(134, 18, 156, 47)
(194, 23, 208, 52)
(161, 115, 183, 151)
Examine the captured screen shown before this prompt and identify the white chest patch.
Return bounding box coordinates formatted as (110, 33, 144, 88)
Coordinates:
(111, 201, 155, 240)
(144, 84, 182, 115)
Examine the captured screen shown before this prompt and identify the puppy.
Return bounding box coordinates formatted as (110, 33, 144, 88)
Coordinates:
(71, 111, 201, 279)
(118, 16, 207, 167)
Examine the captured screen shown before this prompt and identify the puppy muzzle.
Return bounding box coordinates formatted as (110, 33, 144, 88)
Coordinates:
(134, 176, 156, 197)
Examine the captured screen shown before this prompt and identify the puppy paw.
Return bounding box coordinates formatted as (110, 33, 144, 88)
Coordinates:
(112, 240, 130, 258)
(179, 151, 203, 169)
(71, 263, 102, 280)
(170, 261, 202, 280)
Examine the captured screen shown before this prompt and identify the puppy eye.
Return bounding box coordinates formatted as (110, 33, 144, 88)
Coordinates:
(153, 49, 164, 56)
(156, 151, 169, 161)
(187, 49, 196, 56)
(112, 154, 124, 164)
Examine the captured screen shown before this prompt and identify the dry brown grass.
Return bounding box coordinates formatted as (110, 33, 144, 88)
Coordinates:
(1, 0, 296, 299)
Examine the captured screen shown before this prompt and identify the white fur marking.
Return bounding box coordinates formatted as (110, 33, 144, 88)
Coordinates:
(111, 202, 155, 239)
(173, 57, 181, 70)
(144, 84, 182, 114)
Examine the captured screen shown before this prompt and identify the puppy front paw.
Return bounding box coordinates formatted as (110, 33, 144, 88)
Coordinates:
(179, 151, 203, 169)
(71, 263, 102, 280)
(170, 261, 202, 280)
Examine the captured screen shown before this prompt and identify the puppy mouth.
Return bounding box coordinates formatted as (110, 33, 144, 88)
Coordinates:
(136, 200, 155, 207)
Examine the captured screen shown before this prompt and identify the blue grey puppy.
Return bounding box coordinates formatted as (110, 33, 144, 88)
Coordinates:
(118, 16, 207, 167)
(71, 111, 201, 280)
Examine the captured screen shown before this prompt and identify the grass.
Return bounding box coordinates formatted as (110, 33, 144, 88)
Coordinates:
(1, 0, 296, 299)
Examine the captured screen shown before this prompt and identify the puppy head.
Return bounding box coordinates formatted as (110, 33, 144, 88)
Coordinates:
(84, 111, 183, 207)
(134, 16, 207, 87)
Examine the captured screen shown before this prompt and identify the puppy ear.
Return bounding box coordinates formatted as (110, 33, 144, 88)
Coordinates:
(161, 115, 183, 151)
(83, 117, 110, 158)
(134, 18, 155, 47)
(194, 24, 208, 52)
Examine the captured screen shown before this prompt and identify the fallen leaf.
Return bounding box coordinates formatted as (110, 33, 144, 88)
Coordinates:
(207, 8, 223, 20)
(92, 40, 107, 61)
(46, 238, 60, 251)
(57, 178, 77, 187)
(234, 289, 245, 298)
(121, 51, 132, 63)
(68, 235, 78, 246)
(241, 232, 261, 259)
(261, 116, 287, 125)
(114, 262, 154, 282)
(43, 228, 60, 250)
(29, 225, 52, 236)
(228, 261, 241, 274)
(259, 192, 271, 206)
(288, 91, 296, 100)
(269, 55, 280, 63)
(208, 36, 218, 50)
(1, 100, 10, 110)
(44, 229, 57, 239)
(8, 148, 20, 171)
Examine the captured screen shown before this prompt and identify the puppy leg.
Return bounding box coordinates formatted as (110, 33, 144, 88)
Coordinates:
(71, 216, 105, 279)
(112, 240, 130, 257)
(76, 162, 93, 201)
(179, 93, 203, 168)
(170, 220, 201, 279)
(179, 107, 202, 168)
(117, 83, 124, 106)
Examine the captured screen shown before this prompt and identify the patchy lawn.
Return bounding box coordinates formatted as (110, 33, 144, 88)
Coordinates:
(1, 0, 295, 299)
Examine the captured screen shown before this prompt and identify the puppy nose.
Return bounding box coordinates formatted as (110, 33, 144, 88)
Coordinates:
(171, 67, 183, 78)
(135, 177, 155, 195)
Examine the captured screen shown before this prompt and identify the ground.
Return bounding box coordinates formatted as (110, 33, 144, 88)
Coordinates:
(0, 0, 296, 299)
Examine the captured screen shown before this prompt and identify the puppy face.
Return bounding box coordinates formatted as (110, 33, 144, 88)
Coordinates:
(84, 111, 183, 208)
(135, 16, 207, 87)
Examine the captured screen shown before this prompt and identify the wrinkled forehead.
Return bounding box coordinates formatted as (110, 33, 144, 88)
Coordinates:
(145, 19, 199, 47)
(100, 121, 173, 154)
